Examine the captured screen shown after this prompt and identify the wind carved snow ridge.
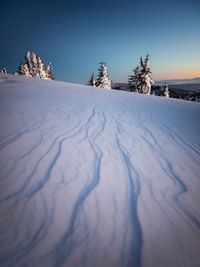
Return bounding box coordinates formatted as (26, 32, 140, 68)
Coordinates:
(50, 108, 106, 267)
(1, 108, 105, 266)
(0, 115, 46, 151)
(0, 198, 49, 267)
(136, 116, 200, 231)
(0, 120, 82, 203)
(157, 120, 200, 161)
(115, 120, 143, 267)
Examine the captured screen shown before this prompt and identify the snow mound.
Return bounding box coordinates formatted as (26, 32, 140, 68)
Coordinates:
(0, 74, 200, 267)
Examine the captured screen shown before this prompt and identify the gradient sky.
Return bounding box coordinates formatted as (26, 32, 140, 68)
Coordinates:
(0, 0, 200, 83)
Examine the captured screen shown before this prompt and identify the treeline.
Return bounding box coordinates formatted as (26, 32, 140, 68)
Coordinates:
(0, 51, 172, 98)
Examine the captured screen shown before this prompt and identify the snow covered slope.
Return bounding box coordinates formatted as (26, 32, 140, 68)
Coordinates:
(0, 74, 200, 267)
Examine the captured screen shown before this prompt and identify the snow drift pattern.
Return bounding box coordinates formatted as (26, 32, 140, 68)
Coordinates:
(0, 74, 200, 267)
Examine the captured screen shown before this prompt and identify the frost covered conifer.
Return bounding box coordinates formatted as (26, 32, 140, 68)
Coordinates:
(18, 60, 31, 77)
(26, 51, 33, 76)
(128, 65, 140, 92)
(89, 73, 96, 86)
(129, 54, 154, 94)
(18, 51, 34, 77)
(96, 62, 111, 89)
(18, 51, 54, 80)
(139, 55, 154, 94)
(38, 57, 47, 79)
(46, 63, 54, 80)
(31, 52, 39, 78)
(164, 83, 169, 98)
(23, 64, 31, 77)
(1, 66, 8, 74)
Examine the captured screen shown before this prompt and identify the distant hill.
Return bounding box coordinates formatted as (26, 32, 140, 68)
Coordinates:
(168, 84, 200, 92)
(155, 77, 200, 85)
(155, 78, 200, 92)
(112, 78, 200, 92)
(112, 83, 129, 91)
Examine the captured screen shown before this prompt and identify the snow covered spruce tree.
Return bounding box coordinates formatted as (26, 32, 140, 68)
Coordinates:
(140, 54, 154, 94)
(96, 62, 111, 89)
(163, 83, 169, 98)
(128, 65, 140, 92)
(88, 72, 96, 86)
(1, 66, 8, 74)
(18, 51, 54, 80)
(18, 62, 31, 77)
(31, 52, 39, 77)
(37, 57, 48, 79)
(46, 62, 54, 80)
(129, 54, 154, 94)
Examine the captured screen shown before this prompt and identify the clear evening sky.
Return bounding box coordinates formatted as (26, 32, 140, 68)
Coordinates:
(0, 0, 200, 83)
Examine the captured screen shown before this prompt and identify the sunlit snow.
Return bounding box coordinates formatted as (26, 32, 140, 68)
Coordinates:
(0, 74, 200, 267)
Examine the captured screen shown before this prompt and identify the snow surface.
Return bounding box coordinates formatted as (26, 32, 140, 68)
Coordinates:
(0, 74, 200, 267)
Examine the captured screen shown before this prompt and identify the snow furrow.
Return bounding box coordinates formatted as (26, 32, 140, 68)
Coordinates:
(50, 108, 106, 267)
(115, 120, 143, 267)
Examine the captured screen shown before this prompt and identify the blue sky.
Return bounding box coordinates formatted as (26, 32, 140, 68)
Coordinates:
(0, 0, 200, 83)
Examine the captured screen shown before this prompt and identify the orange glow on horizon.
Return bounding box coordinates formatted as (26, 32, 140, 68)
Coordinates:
(153, 70, 200, 81)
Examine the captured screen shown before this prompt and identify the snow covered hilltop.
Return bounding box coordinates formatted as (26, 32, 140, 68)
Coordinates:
(0, 74, 200, 267)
